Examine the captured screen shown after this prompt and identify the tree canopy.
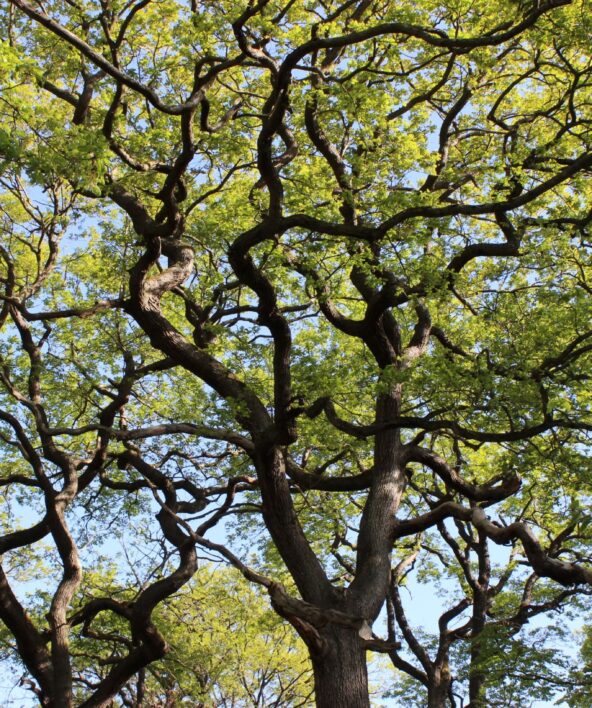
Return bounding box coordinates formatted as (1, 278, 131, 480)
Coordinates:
(0, 0, 592, 705)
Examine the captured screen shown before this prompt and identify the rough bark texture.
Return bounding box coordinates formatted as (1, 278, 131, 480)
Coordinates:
(427, 667, 451, 708)
(312, 627, 370, 708)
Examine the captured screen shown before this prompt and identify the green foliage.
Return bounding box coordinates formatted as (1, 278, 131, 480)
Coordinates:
(564, 624, 592, 707)
(68, 566, 314, 706)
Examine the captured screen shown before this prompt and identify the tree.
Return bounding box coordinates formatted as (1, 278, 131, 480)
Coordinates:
(0, 0, 592, 705)
(566, 624, 592, 707)
(0, 564, 314, 706)
(70, 566, 314, 706)
(143, 567, 313, 707)
(385, 522, 591, 705)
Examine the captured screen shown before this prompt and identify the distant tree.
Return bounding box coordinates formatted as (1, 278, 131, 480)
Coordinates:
(565, 625, 592, 707)
(68, 567, 313, 707)
(385, 523, 591, 705)
(0, 563, 313, 706)
(0, 0, 592, 706)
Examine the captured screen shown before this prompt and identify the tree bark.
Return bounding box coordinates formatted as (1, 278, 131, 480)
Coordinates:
(469, 537, 489, 707)
(427, 687, 448, 708)
(350, 389, 405, 620)
(311, 627, 369, 708)
(427, 668, 451, 708)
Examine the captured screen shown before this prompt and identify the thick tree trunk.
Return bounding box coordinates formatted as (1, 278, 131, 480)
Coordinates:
(350, 390, 405, 620)
(427, 689, 447, 708)
(427, 677, 450, 708)
(427, 655, 452, 707)
(469, 586, 488, 706)
(312, 627, 369, 708)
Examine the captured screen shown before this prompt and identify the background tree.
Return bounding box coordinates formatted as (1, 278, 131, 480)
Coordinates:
(0, 0, 592, 706)
(385, 520, 592, 705)
(566, 624, 592, 706)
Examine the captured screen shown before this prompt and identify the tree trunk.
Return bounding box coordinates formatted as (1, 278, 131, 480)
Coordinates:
(311, 627, 369, 708)
(427, 656, 452, 707)
(469, 586, 487, 707)
(427, 679, 449, 708)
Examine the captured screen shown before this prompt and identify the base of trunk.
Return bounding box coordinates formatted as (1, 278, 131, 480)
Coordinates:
(312, 627, 369, 708)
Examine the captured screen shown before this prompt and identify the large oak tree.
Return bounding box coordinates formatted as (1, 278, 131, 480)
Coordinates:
(0, 0, 592, 705)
